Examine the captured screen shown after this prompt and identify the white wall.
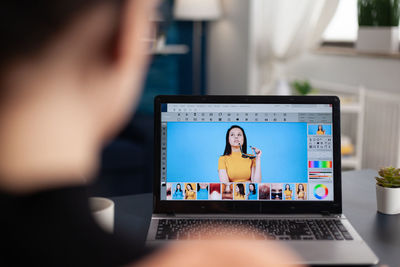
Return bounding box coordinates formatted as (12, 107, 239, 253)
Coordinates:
(286, 52, 400, 94)
(207, 0, 251, 95)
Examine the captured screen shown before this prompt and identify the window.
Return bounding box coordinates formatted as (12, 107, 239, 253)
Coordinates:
(322, 0, 400, 42)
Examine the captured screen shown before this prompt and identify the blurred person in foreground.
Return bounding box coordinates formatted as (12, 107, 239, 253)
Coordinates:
(0, 1, 303, 267)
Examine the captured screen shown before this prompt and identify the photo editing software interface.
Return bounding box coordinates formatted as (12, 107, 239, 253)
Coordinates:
(160, 103, 334, 201)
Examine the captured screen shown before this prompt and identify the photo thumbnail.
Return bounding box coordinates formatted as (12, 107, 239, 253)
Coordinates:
(184, 183, 197, 200)
(222, 183, 233, 200)
(296, 183, 307, 200)
(259, 184, 270, 200)
(209, 183, 221, 200)
(271, 184, 283, 200)
(197, 183, 209, 200)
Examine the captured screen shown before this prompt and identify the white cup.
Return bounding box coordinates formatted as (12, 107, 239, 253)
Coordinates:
(89, 197, 115, 233)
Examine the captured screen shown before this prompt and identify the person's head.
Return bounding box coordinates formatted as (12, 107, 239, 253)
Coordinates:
(0, 0, 160, 190)
(249, 183, 256, 194)
(236, 183, 245, 195)
(186, 184, 193, 191)
(298, 184, 304, 193)
(285, 184, 290, 191)
(176, 183, 181, 192)
(318, 125, 323, 131)
(223, 125, 247, 155)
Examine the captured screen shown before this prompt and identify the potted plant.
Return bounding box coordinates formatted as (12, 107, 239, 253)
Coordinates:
(291, 80, 316, 95)
(375, 167, 400, 214)
(357, 0, 400, 53)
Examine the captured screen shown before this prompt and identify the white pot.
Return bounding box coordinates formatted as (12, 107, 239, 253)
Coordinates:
(356, 26, 399, 53)
(376, 185, 400, 215)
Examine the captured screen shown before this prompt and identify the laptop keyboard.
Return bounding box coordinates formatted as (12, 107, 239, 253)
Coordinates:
(155, 219, 353, 241)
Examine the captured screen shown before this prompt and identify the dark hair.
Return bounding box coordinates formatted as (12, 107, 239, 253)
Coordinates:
(297, 184, 304, 195)
(0, 1, 124, 70)
(223, 125, 247, 155)
(186, 184, 193, 191)
(249, 183, 256, 194)
(175, 183, 182, 192)
(285, 184, 291, 190)
(236, 183, 245, 196)
(318, 125, 323, 130)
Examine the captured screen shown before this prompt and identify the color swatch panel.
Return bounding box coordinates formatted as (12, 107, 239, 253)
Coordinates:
(308, 161, 332, 168)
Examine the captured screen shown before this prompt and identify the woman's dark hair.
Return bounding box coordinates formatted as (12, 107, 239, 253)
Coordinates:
(249, 183, 256, 194)
(175, 183, 182, 192)
(285, 184, 291, 190)
(186, 184, 193, 191)
(297, 184, 304, 195)
(318, 125, 323, 131)
(223, 125, 247, 155)
(236, 183, 245, 196)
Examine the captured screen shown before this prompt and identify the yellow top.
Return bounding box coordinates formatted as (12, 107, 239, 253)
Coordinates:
(284, 189, 292, 200)
(317, 130, 325, 135)
(234, 192, 246, 200)
(185, 190, 196, 200)
(218, 152, 255, 182)
(297, 190, 305, 200)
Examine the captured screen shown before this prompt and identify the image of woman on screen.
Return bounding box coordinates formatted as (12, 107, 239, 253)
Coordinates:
(297, 183, 306, 200)
(284, 184, 293, 200)
(234, 183, 246, 200)
(218, 125, 262, 183)
(172, 183, 184, 200)
(247, 183, 257, 200)
(317, 125, 326, 135)
(185, 183, 196, 200)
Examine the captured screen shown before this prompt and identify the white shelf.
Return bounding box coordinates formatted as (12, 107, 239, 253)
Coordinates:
(342, 156, 359, 168)
(341, 103, 362, 113)
(152, 45, 189, 55)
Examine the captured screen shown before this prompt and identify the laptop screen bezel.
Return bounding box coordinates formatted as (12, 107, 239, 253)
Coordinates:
(153, 95, 342, 214)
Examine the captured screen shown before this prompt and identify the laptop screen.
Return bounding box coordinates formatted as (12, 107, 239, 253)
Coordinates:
(159, 103, 334, 202)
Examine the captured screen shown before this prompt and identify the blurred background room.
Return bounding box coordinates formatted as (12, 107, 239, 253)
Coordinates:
(91, 0, 400, 197)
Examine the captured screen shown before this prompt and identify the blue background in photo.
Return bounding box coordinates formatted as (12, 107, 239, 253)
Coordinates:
(308, 124, 332, 135)
(166, 122, 308, 183)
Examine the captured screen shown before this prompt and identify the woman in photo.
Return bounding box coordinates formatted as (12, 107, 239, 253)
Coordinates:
(284, 184, 293, 200)
(297, 184, 306, 200)
(234, 183, 246, 200)
(317, 125, 326, 135)
(172, 183, 184, 200)
(218, 125, 262, 183)
(247, 183, 257, 200)
(185, 183, 196, 200)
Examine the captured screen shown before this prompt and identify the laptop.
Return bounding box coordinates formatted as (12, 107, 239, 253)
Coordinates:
(147, 95, 378, 265)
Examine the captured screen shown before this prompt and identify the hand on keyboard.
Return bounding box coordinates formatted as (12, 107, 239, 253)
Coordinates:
(133, 232, 304, 267)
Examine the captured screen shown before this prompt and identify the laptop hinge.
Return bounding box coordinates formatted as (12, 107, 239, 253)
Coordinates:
(321, 211, 331, 216)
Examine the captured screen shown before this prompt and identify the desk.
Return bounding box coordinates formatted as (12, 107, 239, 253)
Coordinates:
(112, 170, 400, 266)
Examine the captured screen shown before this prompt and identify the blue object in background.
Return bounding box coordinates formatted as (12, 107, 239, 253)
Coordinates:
(166, 122, 308, 183)
(308, 124, 332, 135)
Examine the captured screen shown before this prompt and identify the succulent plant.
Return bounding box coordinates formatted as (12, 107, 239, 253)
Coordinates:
(291, 80, 314, 95)
(375, 167, 400, 188)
